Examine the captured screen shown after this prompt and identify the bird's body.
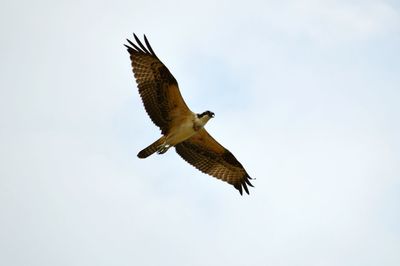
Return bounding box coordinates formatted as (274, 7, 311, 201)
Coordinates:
(165, 111, 212, 146)
(125, 34, 253, 195)
(138, 111, 212, 157)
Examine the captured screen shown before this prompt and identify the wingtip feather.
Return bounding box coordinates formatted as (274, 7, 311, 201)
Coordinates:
(243, 182, 250, 195)
(134, 33, 150, 54)
(144, 34, 157, 57)
(245, 175, 254, 187)
(237, 185, 243, 195)
(233, 174, 253, 195)
(126, 38, 142, 53)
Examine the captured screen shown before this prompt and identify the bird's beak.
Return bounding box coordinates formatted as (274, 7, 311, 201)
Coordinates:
(211, 112, 215, 118)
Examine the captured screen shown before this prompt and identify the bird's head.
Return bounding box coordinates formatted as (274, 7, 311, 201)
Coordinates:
(198, 110, 215, 119)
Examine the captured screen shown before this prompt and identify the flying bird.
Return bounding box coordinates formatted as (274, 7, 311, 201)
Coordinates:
(124, 34, 253, 195)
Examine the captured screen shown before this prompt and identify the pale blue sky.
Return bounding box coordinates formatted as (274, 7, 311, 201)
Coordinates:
(1, 0, 399, 265)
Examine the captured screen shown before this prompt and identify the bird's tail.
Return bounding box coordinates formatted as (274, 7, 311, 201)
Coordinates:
(137, 137, 165, 158)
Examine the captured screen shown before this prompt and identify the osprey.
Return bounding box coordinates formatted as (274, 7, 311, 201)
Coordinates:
(125, 34, 253, 195)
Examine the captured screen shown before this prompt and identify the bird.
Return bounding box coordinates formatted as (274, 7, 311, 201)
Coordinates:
(124, 34, 253, 195)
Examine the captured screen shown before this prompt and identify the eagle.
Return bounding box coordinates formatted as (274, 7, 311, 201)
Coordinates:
(124, 34, 253, 195)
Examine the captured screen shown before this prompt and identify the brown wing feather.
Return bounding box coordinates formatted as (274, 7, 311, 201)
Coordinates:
(175, 129, 253, 195)
(125, 34, 191, 134)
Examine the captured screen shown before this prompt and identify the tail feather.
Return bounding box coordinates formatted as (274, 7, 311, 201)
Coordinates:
(137, 137, 165, 158)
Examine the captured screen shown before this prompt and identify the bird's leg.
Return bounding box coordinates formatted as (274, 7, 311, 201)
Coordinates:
(157, 142, 171, 154)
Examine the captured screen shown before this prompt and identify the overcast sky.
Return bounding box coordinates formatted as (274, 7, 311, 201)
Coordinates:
(1, 0, 399, 265)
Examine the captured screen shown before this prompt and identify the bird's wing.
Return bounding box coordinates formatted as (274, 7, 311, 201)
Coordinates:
(125, 34, 192, 134)
(175, 128, 253, 195)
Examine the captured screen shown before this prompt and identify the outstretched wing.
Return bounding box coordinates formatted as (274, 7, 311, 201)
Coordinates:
(175, 128, 253, 195)
(125, 34, 192, 134)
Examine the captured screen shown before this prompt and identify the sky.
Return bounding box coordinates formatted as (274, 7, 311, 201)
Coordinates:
(1, 0, 399, 265)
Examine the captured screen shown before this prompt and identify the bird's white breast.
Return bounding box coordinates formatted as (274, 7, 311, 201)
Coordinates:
(165, 113, 198, 146)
